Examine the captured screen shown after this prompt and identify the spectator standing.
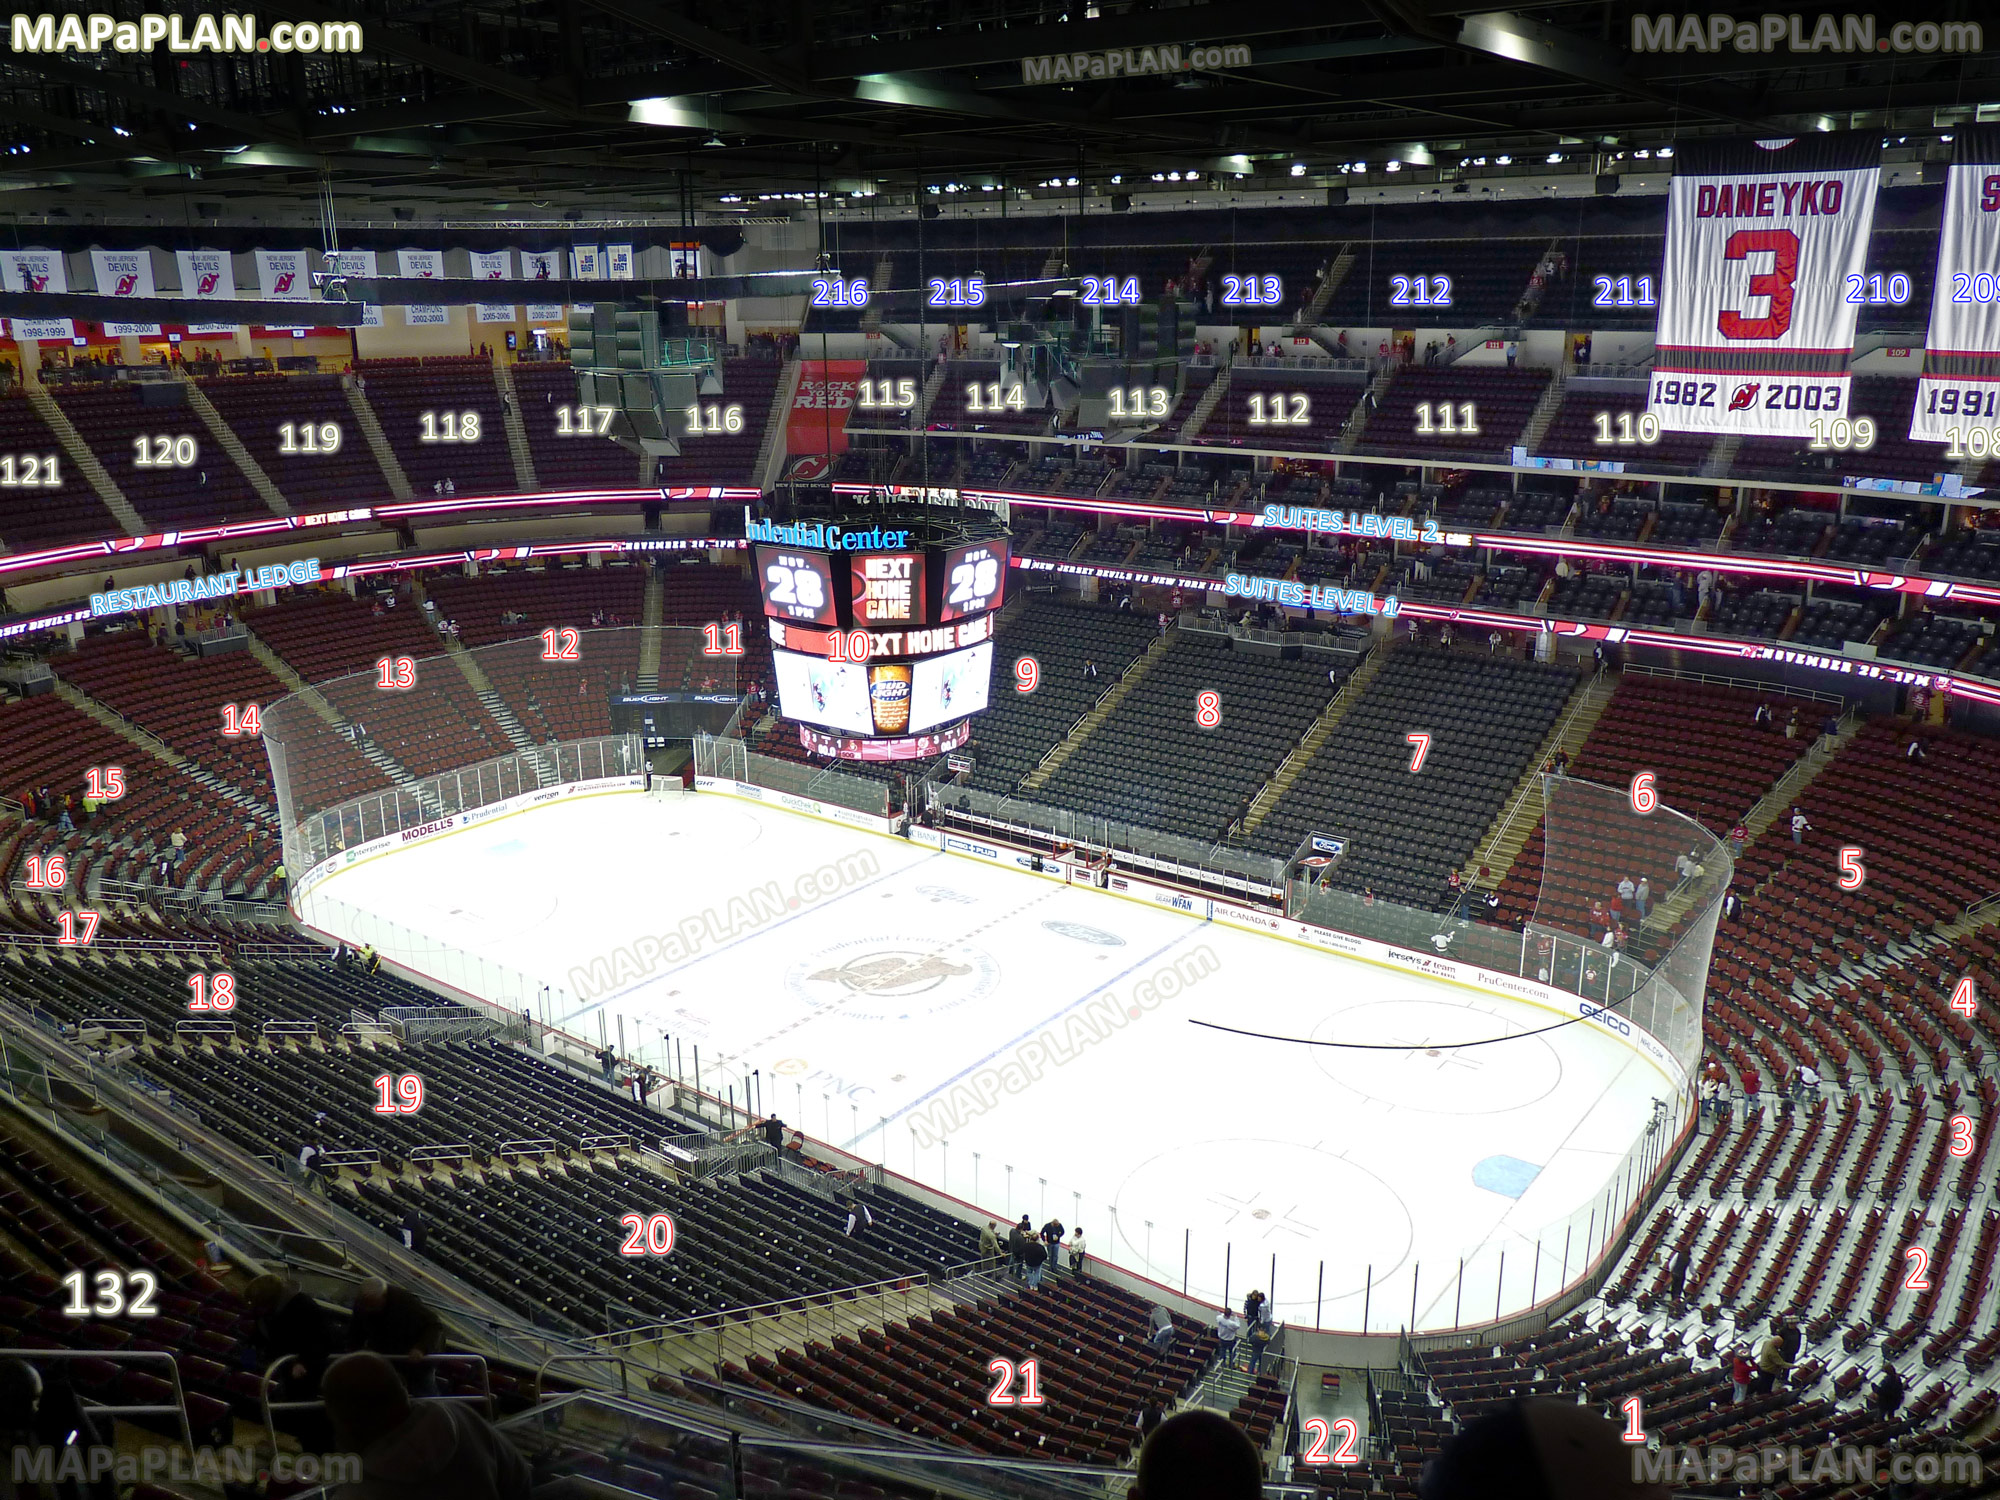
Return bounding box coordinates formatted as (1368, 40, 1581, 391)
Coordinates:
(246, 1274, 337, 1449)
(1634, 876, 1651, 922)
(1040, 1217, 1065, 1273)
(1784, 708, 1800, 740)
(1243, 1289, 1267, 1327)
(1506, 339, 1518, 369)
(1874, 1365, 1906, 1420)
(1754, 1331, 1787, 1394)
(979, 1221, 1002, 1262)
(1754, 702, 1774, 729)
(321, 1352, 531, 1500)
(1067, 1225, 1088, 1275)
(1246, 1317, 1274, 1375)
(1790, 807, 1810, 844)
(398, 1207, 427, 1255)
(1007, 1216, 1032, 1279)
(1021, 1233, 1047, 1288)
(1148, 1303, 1175, 1354)
(1129, 1411, 1261, 1500)
(350, 1278, 444, 1395)
(1616, 874, 1635, 910)
(1700, 1075, 1721, 1121)
(1728, 820, 1747, 855)
(1214, 1309, 1243, 1369)
(1667, 1243, 1690, 1303)
(1721, 890, 1742, 921)
(1730, 1349, 1753, 1403)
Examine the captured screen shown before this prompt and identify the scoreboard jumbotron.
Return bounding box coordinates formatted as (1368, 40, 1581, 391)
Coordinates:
(747, 506, 1011, 762)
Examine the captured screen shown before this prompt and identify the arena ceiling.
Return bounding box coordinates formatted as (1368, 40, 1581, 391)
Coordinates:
(3, 0, 1995, 220)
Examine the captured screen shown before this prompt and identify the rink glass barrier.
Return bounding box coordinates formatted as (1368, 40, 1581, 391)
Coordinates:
(263, 623, 729, 864)
(694, 732, 893, 818)
(291, 677, 1716, 1339)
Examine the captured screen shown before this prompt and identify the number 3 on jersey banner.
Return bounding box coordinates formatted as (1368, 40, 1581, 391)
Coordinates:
(1649, 134, 1880, 440)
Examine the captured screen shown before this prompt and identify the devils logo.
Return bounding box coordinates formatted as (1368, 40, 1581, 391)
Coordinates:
(1727, 383, 1761, 412)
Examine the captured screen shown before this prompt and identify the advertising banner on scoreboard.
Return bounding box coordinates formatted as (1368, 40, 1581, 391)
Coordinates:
(1912, 126, 2000, 445)
(788, 359, 866, 455)
(1649, 133, 1881, 437)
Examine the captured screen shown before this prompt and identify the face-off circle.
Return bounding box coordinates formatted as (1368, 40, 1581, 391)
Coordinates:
(1112, 1138, 1415, 1296)
(1307, 998, 1565, 1115)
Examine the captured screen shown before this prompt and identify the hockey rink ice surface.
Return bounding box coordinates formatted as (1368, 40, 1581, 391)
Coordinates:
(308, 787, 1675, 1331)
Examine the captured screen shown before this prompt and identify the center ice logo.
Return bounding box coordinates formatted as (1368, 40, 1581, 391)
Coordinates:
(809, 951, 970, 995)
(788, 937, 1000, 1021)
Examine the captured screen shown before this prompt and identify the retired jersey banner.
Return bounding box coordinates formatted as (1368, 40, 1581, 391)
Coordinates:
(90, 249, 156, 300)
(1649, 133, 1881, 437)
(175, 249, 236, 300)
(787, 359, 865, 455)
(1912, 127, 2000, 444)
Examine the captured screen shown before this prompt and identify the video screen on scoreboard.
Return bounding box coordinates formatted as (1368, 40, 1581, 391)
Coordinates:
(938, 538, 1009, 622)
(909, 640, 994, 733)
(771, 647, 872, 734)
(850, 551, 926, 625)
(755, 546, 839, 626)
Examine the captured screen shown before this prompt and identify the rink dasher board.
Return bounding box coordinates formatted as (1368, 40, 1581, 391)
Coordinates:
(293, 774, 650, 901)
(690, 776, 1689, 1093)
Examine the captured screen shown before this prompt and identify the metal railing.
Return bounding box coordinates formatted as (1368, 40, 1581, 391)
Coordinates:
(1470, 666, 1609, 875)
(586, 1257, 1005, 1372)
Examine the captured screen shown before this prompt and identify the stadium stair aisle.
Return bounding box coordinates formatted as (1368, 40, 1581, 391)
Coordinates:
(343, 376, 414, 499)
(175, 377, 292, 516)
(959, 598, 1158, 795)
(25, 383, 146, 534)
(1018, 628, 1173, 792)
(1463, 665, 1619, 886)
(1238, 642, 1383, 836)
(490, 352, 539, 490)
(1246, 646, 1578, 905)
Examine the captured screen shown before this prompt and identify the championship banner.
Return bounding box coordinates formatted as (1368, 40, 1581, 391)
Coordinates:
(255, 249, 312, 300)
(572, 246, 602, 280)
(2, 249, 67, 295)
(606, 244, 635, 279)
(175, 249, 236, 300)
(523, 250, 560, 283)
(787, 359, 865, 455)
(397, 249, 448, 325)
(526, 303, 565, 323)
(1912, 126, 2000, 444)
(90, 249, 156, 300)
(1650, 133, 1882, 437)
(104, 323, 164, 337)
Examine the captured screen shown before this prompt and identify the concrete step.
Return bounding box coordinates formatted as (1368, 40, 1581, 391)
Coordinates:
(28, 384, 147, 534)
(1241, 643, 1388, 836)
(491, 354, 539, 490)
(344, 379, 414, 499)
(180, 377, 291, 515)
(1020, 630, 1173, 792)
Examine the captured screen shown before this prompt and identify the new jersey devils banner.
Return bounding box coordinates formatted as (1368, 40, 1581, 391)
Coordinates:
(397, 249, 448, 325)
(1912, 127, 2000, 444)
(2, 249, 67, 295)
(1650, 133, 1881, 437)
(256, 249, 312, 301)
(175, 249, 236, 300)
(788, 359, 865, 455)
(90, 249, 156, 300)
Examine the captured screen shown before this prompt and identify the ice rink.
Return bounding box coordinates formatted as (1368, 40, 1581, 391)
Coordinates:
(303, 785, 1678, 1331)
